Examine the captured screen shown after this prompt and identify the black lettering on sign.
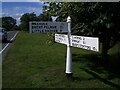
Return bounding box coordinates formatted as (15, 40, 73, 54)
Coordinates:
(74, 36, 82, 40)
(39, 26, 43, 29)
(35, 26, 38, 29)
(34, 26, 36, 29)
(87, 46, 91, 50)
(79, 44, 91, 50)
(93, 47, 97, 51)
(72, 40, 79, 43)
(50, 26, 54, 28)
(83, 37, 86, 44)
(44, 26, 49, 29)
(72, 43, 78, 47)
(60, 30, 62, 32)
(58, 38, 61, 40)
(38, 23, 48, 25)
(79, 37, 82, 40)
(32, 26, 34, 29)
(32, 23, 36, 25)
(60, 26, 63, 29)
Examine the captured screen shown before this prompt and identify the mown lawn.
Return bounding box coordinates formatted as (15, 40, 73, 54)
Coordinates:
(2, 31, 120, 89)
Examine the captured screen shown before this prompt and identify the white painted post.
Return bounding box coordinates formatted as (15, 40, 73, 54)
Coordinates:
(29, 22, 32, 33)
(66, 16, 72, 78)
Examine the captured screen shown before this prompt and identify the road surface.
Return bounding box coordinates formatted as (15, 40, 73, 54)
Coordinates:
(0, 31, 19, 60)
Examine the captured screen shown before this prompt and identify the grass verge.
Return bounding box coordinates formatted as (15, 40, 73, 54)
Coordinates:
(2, 31, 120, 88)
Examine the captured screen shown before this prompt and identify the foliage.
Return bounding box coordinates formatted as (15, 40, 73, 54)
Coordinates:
(20, 13, 37, 31)
(2, 16, 16, 31)
(46, 32, 55, 45)
(20, 12, 52, 32)
(37, 13, 52, 21)
(12, 25, 20, 30)
(43, 2, 120, 63)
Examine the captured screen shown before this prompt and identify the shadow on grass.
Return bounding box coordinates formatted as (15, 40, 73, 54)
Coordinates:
(73, 53, 120, 76)
(80, 68, 120, 89)
(72, 53, 120, 88)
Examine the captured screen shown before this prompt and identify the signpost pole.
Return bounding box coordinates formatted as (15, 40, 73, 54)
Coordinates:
(65, 16, 72, 78)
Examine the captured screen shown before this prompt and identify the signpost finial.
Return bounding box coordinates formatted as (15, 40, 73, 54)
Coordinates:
(67, 16, 71, 23)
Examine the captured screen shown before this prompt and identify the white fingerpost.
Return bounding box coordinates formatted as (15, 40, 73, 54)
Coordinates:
(66, 16, 72, 78)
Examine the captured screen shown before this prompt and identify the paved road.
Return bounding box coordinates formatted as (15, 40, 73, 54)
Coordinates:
(1, 31, 18, 60)
(2, 31, 18, 49)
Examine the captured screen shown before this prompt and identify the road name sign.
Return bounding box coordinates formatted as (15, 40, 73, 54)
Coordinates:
(55, 34, 99, 52)
(55, 34, 68, 45)
(70, 35, 99, 52)
(29, 21, 68, 33)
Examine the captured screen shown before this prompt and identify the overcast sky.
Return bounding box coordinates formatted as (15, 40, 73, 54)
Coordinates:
(1, 1, 45, 25)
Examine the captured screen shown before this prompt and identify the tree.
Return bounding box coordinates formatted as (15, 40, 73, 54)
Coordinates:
(43, 2, 120, 63)
(2, 16, 16, 31)
(37, 13, 52, 21)
(20, 12, 52, 31)
(20, 12, 37, 31)
(12, 25, 20, 31)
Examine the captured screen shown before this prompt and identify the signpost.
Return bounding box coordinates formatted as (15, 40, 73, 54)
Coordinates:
(54, 16, 99, 78)
(30, 16, 99, 78)
(29, 22, 68, 33)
